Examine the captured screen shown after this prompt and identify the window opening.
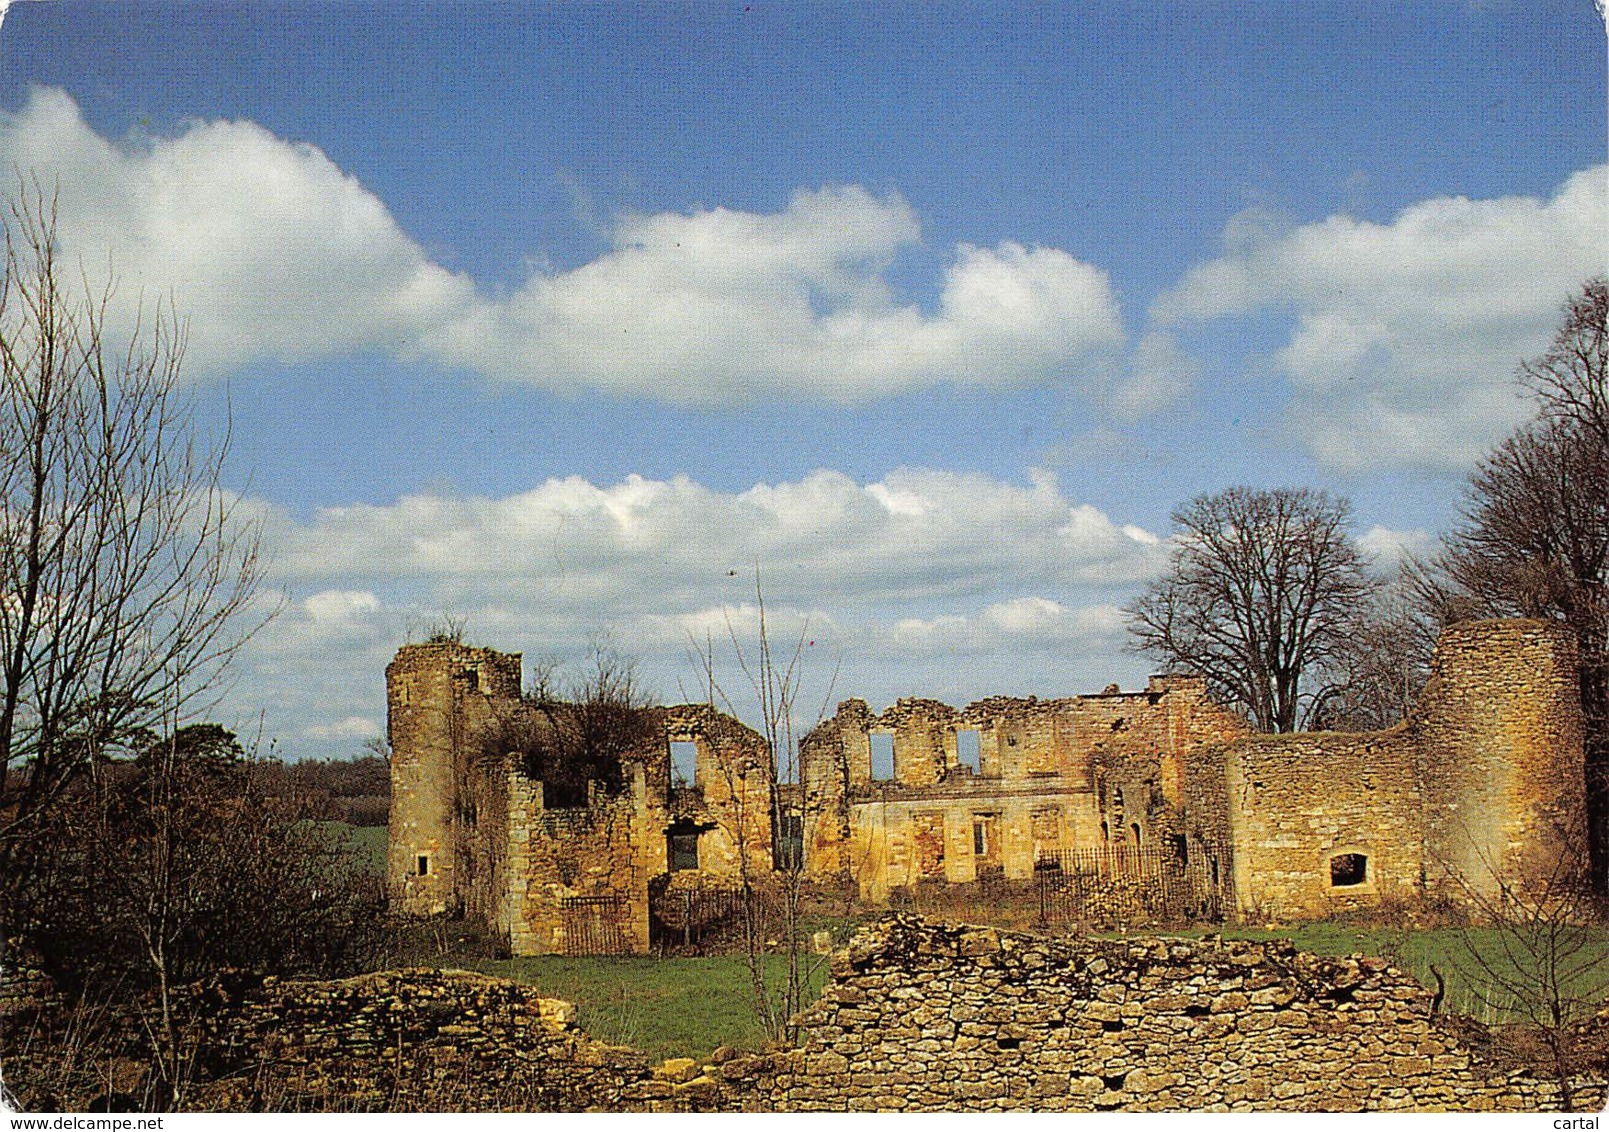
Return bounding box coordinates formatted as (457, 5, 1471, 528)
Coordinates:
(668, 827, 700, 871)
(1130, 822, 1142, 847)
(869, 732, 895, 781)
(774, 811, 804, 870)
(955, 729, 981, 773)
(1330, 853, 1368, 887)
(669, 740, 698, 788)
(416, 854, 430, 877)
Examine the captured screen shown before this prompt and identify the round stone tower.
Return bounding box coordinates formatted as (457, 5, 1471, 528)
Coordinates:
(1415, 618, 1587, 906)
(387, 641, 522, 916)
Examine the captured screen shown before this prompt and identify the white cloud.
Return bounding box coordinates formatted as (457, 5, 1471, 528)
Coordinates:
(273, 467, 1166, 606)
(0, 89, 1124, 405)
(1110, 330, 1201, 423)
(303, 589, 381, 626)
(1155, 166, 1608, 471)
(303, 716, 382, 742)
(227, 468, 1165, 755)
(1356, 525, 1439, 567)
(887, 599, 1126, 656)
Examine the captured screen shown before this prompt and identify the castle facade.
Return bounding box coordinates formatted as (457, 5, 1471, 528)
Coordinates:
(388, 619, 1587, 953)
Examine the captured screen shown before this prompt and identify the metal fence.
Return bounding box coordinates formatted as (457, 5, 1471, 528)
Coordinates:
(558, 894, 632, 955)
(1035, 843, 1227, 927)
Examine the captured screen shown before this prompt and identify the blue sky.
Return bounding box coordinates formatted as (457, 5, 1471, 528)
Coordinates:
(0, 1, 1603, 757)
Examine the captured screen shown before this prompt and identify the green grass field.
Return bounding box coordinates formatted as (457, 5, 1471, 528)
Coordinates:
(1190, 922, 1609, 1026)
(469, 953, 831, 1060)
(341, 826, 1609, 1056)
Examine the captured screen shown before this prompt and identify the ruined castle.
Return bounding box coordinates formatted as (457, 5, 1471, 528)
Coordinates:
(387, 618, 1587, 954)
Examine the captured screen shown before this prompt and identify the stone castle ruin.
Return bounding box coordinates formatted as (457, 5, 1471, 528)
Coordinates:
(388, 618, 1587, 954)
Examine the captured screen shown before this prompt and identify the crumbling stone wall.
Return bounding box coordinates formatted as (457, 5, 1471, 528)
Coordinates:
(1225, 728, 1424, 919)
(775, 917, 1601, 1112)
(179, 969, 654, 1112)
(387, 642, 523, 917)
(806, 679, 1247, 901)
(389, 617, 1592, 946)
(505, 767, 651, 955)
(112, 919, 1602, 1113)
(661, 704, 775, 879)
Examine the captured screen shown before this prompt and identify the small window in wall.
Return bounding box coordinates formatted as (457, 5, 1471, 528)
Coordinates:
(416, 854, 430, 877)
(1130, 822, 1142, 847)
(869, 732, 895, 781)
(774, 811, 804, 870)
(1330, 853, 1368, 887)
(955, 729, 981, 773)
(670, 740, 699, 788)
(669, 829, 700, 871)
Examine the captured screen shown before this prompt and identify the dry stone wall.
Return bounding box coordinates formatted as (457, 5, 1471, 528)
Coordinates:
(181, 968, 655, 1112)
(83, 917, 1602, 1113)
(777, 917, 1601, 1112)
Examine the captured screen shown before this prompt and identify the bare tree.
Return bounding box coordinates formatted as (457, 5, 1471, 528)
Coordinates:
(1443, 846, 1608, 1113)
(493, 639, 658, 808)
(1312, 564, 1439, 731)
(690, 572, 838, 1045)
(0, 186, 265, 908)
(1423, 280, 1609, 889)
(1125, 486, 1374, 732)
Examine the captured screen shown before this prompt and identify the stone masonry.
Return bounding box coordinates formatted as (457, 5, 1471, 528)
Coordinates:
(59, 917, 1601, 1113)
(388, 618, 1590, 952)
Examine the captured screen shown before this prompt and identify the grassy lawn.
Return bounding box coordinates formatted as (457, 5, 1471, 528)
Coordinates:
(469, 953, 831, 1061)
(1185, 922, 1609, 1026)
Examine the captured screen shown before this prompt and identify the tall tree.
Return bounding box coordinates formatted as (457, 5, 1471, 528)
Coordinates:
(1426, 279, 1609, 888)
(1125, 486, 1373, 732)
(0, 186, 265, 910)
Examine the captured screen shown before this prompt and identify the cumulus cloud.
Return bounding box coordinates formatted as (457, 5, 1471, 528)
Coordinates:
(886, 599, 1126, 656)
(0, 89, 1123, 404)
(1356, 525, 1439, 568)
(1109, 331, 1201, 423)
(273, 467, 1166, 609)
(225, 468, 1165, 756)
(1154, 167, 1608, 471)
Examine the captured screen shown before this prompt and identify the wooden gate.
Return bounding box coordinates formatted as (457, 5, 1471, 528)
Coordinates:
(559, 894, 631, 955)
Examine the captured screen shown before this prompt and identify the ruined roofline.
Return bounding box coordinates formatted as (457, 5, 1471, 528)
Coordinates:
(819, 675, 1209, 726)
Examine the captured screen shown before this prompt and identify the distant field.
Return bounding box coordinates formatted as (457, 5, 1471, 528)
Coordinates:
(312, 820, 387, 873)
(345, 823, 387, 872)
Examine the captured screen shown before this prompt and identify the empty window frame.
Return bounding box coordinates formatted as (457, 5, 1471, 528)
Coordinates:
(1330, 852, 1368, 887)
(670, 740, 699, 788)
(869, 732, 895, 782)
(955, 729, 981, 773)
(774, 811, 804, 871)
(416, 854, 430, 877)
(972, 813, 999, 859)
(669, 830, 700, 871)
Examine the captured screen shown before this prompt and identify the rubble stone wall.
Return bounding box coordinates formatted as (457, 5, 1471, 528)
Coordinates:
(506, 767, 651, 955)
(776, 917, 1601, 1112)
(115, 918, 1601, 1113)
(1225, 728, 1424, 920)
(1415, 618, 1588, 905)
